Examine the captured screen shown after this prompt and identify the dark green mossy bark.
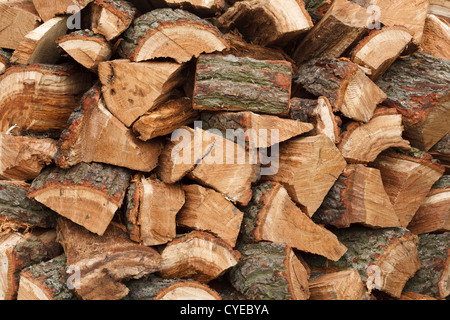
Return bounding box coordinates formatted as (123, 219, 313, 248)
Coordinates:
(303, 0, 333, 24)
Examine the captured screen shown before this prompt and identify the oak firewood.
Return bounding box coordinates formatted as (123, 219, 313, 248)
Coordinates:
(428, 0, 450, 23)
(376, 52, 450, 151)
(420, 14, 450, 60)
(176, 184, 243, 248)
(0, 0, 41, 50)
(294, 57, 387, 123)
(241, 181, 348, 262)
(56, 217, 161, 300)
(373, 150, 445, 228)
(267, 134, 347, 216)
(56, 30, 112, 72)
(429, 133, 449, 172)
(150, 0, 226, 16)
(0, 232, 24, 299)
(229, 242, 310, 300)
(159, 231, 241, 283)
(118, 8, 229, 63)
(337, 108, 411, 163)
(55, 84, 164, 172)
(0, 133, 57, 181)
(0, 49, 11, 75)
(407, 175, 450, 235)
(308, 269, 370, 300)
(193, 54, 292, 116)
(403, 232, 450, 299)
(0, 64, 93, 136)
(215, 0, 313, 46)
(313, 164, 401, 229)
(125, 174, 185, 246)
(28, 162, 131, 235)
(32, 0, 93, 21)
(98, 59, 187, 127)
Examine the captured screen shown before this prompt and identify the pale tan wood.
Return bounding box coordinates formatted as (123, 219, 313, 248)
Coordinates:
(399, 292, 439, 300)
(32, 0, 90, 21)
(428, 0, 450, 22)
(420, 14, 450, 60)
(0, 232, 24, 300)
(151, 0, 225, 15)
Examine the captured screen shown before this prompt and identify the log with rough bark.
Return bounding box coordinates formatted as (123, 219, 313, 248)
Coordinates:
(313, 164, 401, 229)
(159, 231, 241, 283)
(403, 232, 450, 299)
(294, 57, 387, 123)
(429, 134, 449, 172)
(176, 184, 243, 248)
(28, 162, 131, 235)
(420, 14, 450, 60)
(229, 242, 310, 300)
(0, 64, 93, 136)
(124, 174, 185, 246)
(267, 134, 347, 216)
(373, 150, 445, 228)
(303, 0, 333, 24)
(150, 0, 226, 16)
(376, 52, 450, 151)
(215, 0, 313, 46)
(56, 217, 161, 300)
(32, 0, 93, 21)
(0, 49, 11, 75)
(118, 8, 229, 63)
(193, 54, 292, 116)
(55, 84, 164, 172)
(241, 181, 348, 262)
(98, 59, 187, 127)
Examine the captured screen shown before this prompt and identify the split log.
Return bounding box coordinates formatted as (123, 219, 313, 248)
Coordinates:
(403, 232, 450, 299)
(376, 52, 450, 151)
(124, 174, 185, 246)
(150, 0, 226, 16)
(294, 57, 387, 123)
(407, 175, 450, 234)
(0, 64, 93, 136)
(0, 49, 11, 75)
(90, 0, 136, 41)
(56, 30, 112, 72)
(289, 97, 340, 144)
(215, 0, 313, 46)
(0, 133, 57, 181)
(55, 84, 164, 172)
(429, 134, 449, 171)
(267, 134, 347, 216)
(303, 0, 333, 24)
(28, 162, 131, 235)
(428, 0, 450, 23)
(193, 54, 292, 116)
(337, 108, 411, 163)
(176, 184, 243, 248)
(17, 254, 75, 300)
(241, 181, 348, 261)
(159, 231, 241, 283)
(32, 0, 93, 21)
(350, 27, 413, 81)
(98, 59, 187, 127)
(201, 111, 314, 149)
(0, 0, 41, 50)
(229, 242, 310, 300)
(292, 0, 371, 64)
(56, 217, 161, 300)
(0, 229, 62, 300)
(399, 292, 438, 300)
(373, 150, 445, 227)
(308, 269, 370, 300)
(118, 8, 229, 63)
(313, 164, 401, 229)
(420, 14, 450, 60)
(125, 275, 222, 300)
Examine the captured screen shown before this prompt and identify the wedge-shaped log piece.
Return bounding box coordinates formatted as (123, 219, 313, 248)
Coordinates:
(351, 27, 413, 81)
(374, 150, 445, 227)
(377, 52, 450, 151)
(0, 49, 11, 75)
(32, 0, 93, 21)
(0, 64, 93, 135)
(194, 54, 292, 116)
(177, 184, 243, 248)
(57, 217, 161, 300)
(28, 162, 131, 235)
(98, 59, 187, 127)
(215, 0, 313, 46)
(294, 57, 387, 123)
(428, 0, 450, 22)
(338, 108, 411, 163)
(118, 8, 229, 63)
(159, 231, 241, 283)
(267, 134, 347, 216)
(314, 164, 400, 229)
(429, 133, 449, 171)
(150, 0, 226, 16)
(308, 269, 370, 300)
(242, 182, 348, 261)
(229, 242, 310, 300)
(421, 14, 450, 62)
(57, 30, 112, 72)
(125, 174, 185, 246)
(55, 84, 163, 172)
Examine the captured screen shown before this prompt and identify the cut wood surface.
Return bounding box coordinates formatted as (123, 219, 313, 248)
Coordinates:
(32, 0, 93, 21)
(0, 49, 11, 75)
(429, 133, 450, 170)
(428, 0, 450, 22)
(420, 14, 450, 60)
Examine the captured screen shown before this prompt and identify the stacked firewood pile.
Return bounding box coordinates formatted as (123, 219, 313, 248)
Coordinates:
(0, 0, 449, 301)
